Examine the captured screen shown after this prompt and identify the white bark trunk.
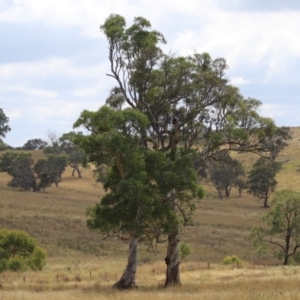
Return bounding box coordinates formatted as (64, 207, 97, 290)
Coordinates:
(113, 236, 139, 289)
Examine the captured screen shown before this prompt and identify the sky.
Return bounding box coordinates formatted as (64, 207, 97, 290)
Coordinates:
(1, 0, 300, 147)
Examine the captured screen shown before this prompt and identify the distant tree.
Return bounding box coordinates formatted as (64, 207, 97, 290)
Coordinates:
(246, 157, 281, 207)
(0, 151, 31, 176)
(22, 138, 48, 150)
(59, 132, 86, 178)
(250, 190, 300, 265)
(235, 175, 247, 197)
(0, 229, 46, 272)
(34, 154, 68, 188)
(8, 156, 36, 191)
(0, 151, 68, 191)
(200, 152, 245, 199)
(262, 126, 292, 161)
(0, 108, 11, 138)
(43, 131, 86, 178)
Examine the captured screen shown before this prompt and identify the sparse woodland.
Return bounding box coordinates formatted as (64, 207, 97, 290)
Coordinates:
(1, 14, 300, 300)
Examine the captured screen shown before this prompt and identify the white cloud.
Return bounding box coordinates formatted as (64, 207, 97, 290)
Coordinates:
(260, 103, 299, 120)
(170, 10, 300, 83)
(0, 58, 107, 79)
(6, 108, 22, 120)
(230, 76, 251, 86)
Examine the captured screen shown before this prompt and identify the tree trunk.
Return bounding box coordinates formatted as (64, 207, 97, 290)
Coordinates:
(164, 231, 181, 287)
(225, 185, 231, 198)
(263, 197, 269, 208)
(71, 165, 82, 178)
(113, 236, 139, 290)
(217, 188, 223, 200)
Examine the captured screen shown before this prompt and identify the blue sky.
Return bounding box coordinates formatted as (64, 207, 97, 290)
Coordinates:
(1, 0, 300, 147)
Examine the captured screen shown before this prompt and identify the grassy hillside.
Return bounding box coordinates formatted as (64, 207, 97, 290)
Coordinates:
(1, 128, 300, 299)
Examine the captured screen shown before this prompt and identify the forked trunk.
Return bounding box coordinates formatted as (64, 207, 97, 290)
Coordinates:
(72, 165, 82, 178)
(164, 231, 181, 287)
(113, 236, 139, 290)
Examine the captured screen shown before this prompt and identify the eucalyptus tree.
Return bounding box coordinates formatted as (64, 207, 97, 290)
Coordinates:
(59, 132, 86, 178)
(76, 14, 276, 287)
(246, 157, 282, 207)
(74, 106, 202, 289)
(250, 190, 300, 265)
(43, 131, 86, 178)
(201, 152, 245, 199)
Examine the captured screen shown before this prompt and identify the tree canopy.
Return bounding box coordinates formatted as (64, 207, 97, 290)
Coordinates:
(246, 157, 281, 207)
(22, 138, 48, 150)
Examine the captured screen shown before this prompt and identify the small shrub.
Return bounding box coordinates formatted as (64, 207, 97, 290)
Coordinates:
(222, 255, 245, 266)
(0, 229, 46, 272)
(179, 242, 191, 264)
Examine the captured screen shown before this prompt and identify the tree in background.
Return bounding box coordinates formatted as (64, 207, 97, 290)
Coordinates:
(246, 157, 281, 207)
(43, 131, 86, 178)
(0, 151, 68, 191)
(0, 108, 11, 138)
(34, 154, 68, 189)
(8, 155, 36, 191)
(250, 190, 300, 265)
(59, 132, 86, 178)
(199, 152, 245, 199)
(22, 138, 48, 150)
(75, 14, 276, 287)
(0, 229, 46, 272)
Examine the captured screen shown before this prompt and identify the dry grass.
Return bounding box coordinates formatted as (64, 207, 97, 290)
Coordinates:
(1, 127, 300, 299)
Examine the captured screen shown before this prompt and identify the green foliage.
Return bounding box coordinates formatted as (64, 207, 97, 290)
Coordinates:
(199, 152, 245, 199)
(179, 242, 191, 264)
(34, 155, 68, 189)
(8, 155, 36, 191)
(0, 151, 31, 175)
(222, 255, 244, 266)
(262, 126, 292, 161)
(0, 108, 11, 138)
(22, 138, 48, 150)
(75, 106, 203, 245)
(0, 230, 46, 272)
(43, 131, 87, 178)
(250, 190, 300, 265)
(0, 151, 68, 191)
(246, 157, 281, 207)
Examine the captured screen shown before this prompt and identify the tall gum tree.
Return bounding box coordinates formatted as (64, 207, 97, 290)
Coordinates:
(79, 14, 276, 287)
(74, 106, 201, 289)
